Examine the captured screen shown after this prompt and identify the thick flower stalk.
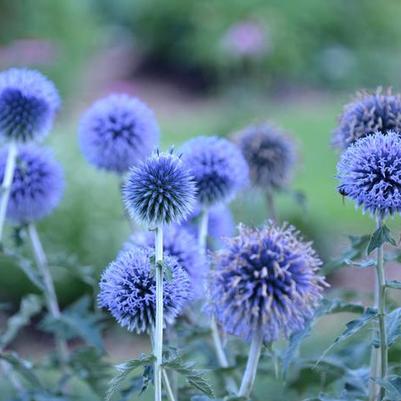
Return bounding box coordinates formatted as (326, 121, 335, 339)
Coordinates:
(333, 88, 401, 150)
(0, 68, 59, 243)
(210, 222, 327, 398)
(337, 131, 398, 400)
(235, 122, 296, 220)
(123, 150, 195, 401)
(78, 94, 159, 174)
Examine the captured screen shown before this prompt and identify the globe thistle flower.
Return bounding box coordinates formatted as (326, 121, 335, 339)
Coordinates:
(0, 145, 64, 224)
(182, 204, 235, 243)
(181, 136, 249, 206)
(0, 68, 60, 143)
(333, 88, 401, 149)
(337, 131, 401, 217)
(123, 150, 196, 226)
(78, 94, 160, 174)
(210, 222, 327, 342)
(235, 123, 296, 190)
(98, 247, 191, 333)
(124, 225, 207, 297)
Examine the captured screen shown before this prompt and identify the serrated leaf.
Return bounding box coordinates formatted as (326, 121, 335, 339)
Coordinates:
(0, 294, 42, 348)
(106, 353, 156, 401)
(317, 308, 377, 366)
(163, 354, 214, 398)
(386, 280, 401, 290)
(368, 224, 396, 254)
(0, 352, 43, 388)
(373, 307, 401, 348)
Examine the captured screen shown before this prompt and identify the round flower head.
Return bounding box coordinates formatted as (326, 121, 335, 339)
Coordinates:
(182, 204, 235, 244)
(0, 68, 60, 143)
(210, 222, 327, 342)
(124, 225, 207, 298)
(181, 136, 249, 206)
(98, 246, 191, 333)
(0, 145, 64, 224)
(236, 123, 296, 190)
(123, 150, 196, 226)
(337, 131, 401, 217)
(333, 88, 401, 149)
(78, 94, 160, 173)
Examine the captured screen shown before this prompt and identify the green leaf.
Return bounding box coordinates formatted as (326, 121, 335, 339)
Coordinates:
(368, 224, 396, 254)
(0, 351, 43, 388)
(317, 308, 377, 366)
(106, 353, 156, 401)
(163, 354, 214, 398)
(386, 280, 401, 290)
(0, 294, 42, 348)
(373, 307, 401, 348)
(372, 375, 401, 400)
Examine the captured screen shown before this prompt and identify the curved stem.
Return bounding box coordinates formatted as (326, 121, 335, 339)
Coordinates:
(369, 216, 388, 401)
(265, 191, 277, 223)
(199, 208, 238, 393)
(0, 142, 17, 245)
(27, 223, 68, 366)
(154, 225, 164, 401)
(238, 330, 263, 399)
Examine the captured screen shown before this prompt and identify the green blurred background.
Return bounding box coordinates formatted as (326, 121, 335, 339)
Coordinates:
(1, 0, 401, 302)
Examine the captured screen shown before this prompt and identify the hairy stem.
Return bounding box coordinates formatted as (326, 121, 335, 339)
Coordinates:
(0, 142, 17, 244)
(369, 216, 388, 401)
(265, 190, 277, 222)
(27, 223, 68, 366)
(199, 208, 238, 393)
(154, 225, 164, 401)
(238, 330, 263, 399)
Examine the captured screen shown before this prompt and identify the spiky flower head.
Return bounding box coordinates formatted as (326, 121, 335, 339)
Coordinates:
(182, 204, 235, 246)
(337, 131, 401, 217)
(78, 94, 160, 174)
(181, 136, 249, 206)
(123, 150, 196, 226)
(235, 123, 296, 190)
(98, 246, 191, 333)
(333, 88, 401, 149)
(0, 145, 64, 224)
(210, 222, 327, 342)
(0, 68, 60, 143)
(124, 225, 207, 298)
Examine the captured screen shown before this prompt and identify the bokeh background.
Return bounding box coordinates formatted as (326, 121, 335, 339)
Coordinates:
(1, 0, 401, 372)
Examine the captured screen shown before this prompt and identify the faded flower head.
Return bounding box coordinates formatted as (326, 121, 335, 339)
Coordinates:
(333, 88, 401, 149)
(181, 136, 248, 206)
(337, 131, 401, 217)
(210, 222, 327, 342)
(98, 246, 191, 333)
(0, 68, 60, 143)
(236, 122, 296, 190)
(123, 150, 196, 226)
(0, 145, 64, 224)
(125, 225, 207, 298)
(78, 94, 160, 174)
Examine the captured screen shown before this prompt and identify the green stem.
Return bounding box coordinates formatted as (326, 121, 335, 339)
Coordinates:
(265, 190, 277, 222)
(0, 142, 17, 244)
(370, 216, 388, 401)
(27, 223, 69, 366)
(162, 369, 177, 401)
(199, 208, 238, 393)
(238, 330, 263, 399)
(154, 225, 164, 401)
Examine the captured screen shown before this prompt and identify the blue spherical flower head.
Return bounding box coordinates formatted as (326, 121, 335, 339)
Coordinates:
(337, 131, 401, 217)
(125, 225, 208, 298)
(181, 136, 249, 206)
(98, 246, 191, 333)
(123, 150, 196, 226)
(79, 94, 160, 174)
(210, 222, 327, 342)
(236, 123, 296, 190)
(0, 145, 64, 224)
(0, 68, 60, 143)
(333, 88, 401, 149)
